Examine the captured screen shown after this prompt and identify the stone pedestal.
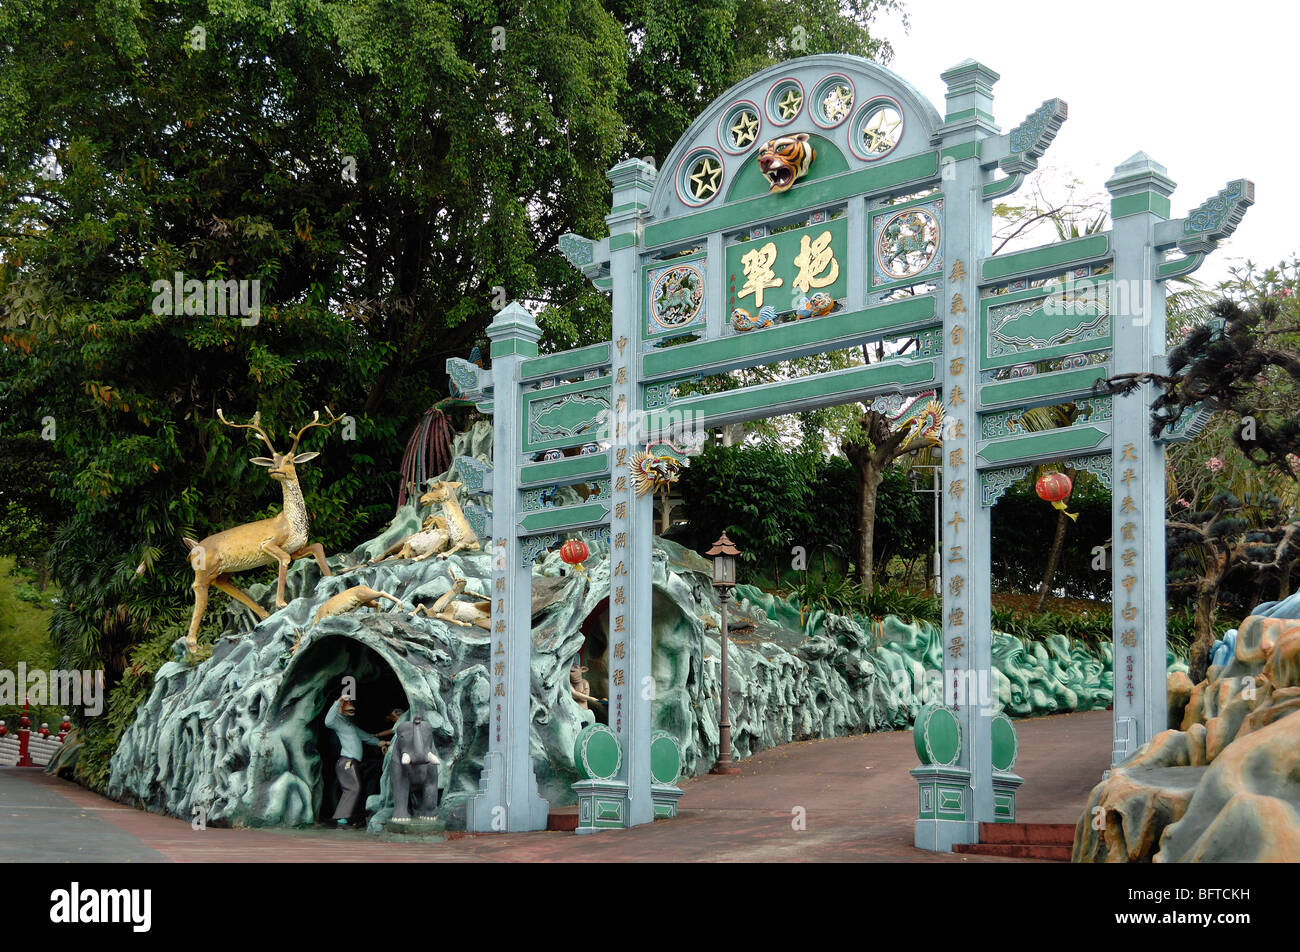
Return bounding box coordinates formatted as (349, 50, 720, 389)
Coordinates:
(574, 779, 629, 834)
(911, 764, 977, 851)
(992, 770, 1024, 822)
(651, 784, 683, 819)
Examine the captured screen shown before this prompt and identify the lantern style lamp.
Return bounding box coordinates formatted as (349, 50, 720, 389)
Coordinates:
(708, 533, 738, 589)
(705, 533, 742, 775)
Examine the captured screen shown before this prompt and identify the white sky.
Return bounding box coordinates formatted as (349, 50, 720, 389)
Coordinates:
(874, 0, 1299, 284)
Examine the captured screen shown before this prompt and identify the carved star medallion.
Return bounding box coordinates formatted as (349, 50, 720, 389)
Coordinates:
(689, 156, 722, 200)
(823, 85, 853, 123)
(729, 111, 759, 148)
(777, 89, 802, 120)
(862, 107, 902, 154)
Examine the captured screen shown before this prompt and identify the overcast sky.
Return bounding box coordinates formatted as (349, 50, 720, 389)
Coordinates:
(874, 0, 1297, 285)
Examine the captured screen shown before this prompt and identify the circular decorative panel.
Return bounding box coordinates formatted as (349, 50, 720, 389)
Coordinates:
(991, 713, 1019, 772)
(574, 724, 622, 781)
(650, 730, 684, 786)
(765, 78, 804, 126)
(875, 207, 941, 282)
(811, 74, 855, 128)
(648, 262, 705, 333)
(913, 704, 962, 767)
(850, 97, 904, 160)
(676, 147, 724, 206)
(719, 100, 762, 154)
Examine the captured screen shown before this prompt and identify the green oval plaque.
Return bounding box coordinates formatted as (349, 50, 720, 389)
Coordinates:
(912, 704, 961, 766)
(650, 730, 683, 786)
(991, 712, 1018, 772)
(574, 724, 622, 781)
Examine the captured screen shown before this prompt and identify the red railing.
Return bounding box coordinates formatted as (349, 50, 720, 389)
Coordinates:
(0, 700, 71, 768)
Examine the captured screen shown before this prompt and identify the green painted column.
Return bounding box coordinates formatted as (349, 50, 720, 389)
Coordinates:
(467, 302, 550, 832)
(605, 157, 657, 828)
(922, 58, 1000, 850)
(1105, 154, 1174, 764)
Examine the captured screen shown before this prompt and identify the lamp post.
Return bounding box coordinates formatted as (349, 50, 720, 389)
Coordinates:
(706, 532, 742, 775)
(909, 465, 942, 592)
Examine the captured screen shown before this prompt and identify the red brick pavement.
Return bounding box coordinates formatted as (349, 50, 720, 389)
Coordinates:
(8, 709, 1110, 862)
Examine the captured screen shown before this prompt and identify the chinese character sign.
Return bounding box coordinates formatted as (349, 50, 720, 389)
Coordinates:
(726, 217, 848, 319)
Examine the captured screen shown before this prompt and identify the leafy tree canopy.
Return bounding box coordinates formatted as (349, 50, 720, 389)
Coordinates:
(0, 0, 903, 676)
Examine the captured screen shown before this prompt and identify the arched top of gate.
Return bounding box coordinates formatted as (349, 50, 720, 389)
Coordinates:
(647, 53, 943, 228)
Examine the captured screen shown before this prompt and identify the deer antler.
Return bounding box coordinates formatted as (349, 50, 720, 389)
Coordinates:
(287, 406, 344, 455)
(217, 408, 278, 455)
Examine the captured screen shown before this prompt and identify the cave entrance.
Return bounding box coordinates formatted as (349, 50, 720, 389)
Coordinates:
(576, 598, 611, 726)
(284, 636, 410, 825)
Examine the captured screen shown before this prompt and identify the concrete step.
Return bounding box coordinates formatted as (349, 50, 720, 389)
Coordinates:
(953, 842, 1072, 861)
(977, 822, 1075, 846)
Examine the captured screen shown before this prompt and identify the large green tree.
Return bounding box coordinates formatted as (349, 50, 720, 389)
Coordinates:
(0, 0, 902, 681)
(1, 0, 631, 676)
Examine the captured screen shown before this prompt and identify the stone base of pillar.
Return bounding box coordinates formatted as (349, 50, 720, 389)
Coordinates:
(1111, 714, 1138, 767)
(910, 764, 976, 852)
(651, 784, 683, 819)
(992, 770, 1023, 822)
(468, 751, 549, 832)
(573, 779, 630, 834)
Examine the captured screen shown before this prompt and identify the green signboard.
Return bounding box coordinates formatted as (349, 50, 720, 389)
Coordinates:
(725, 215, 848, 323)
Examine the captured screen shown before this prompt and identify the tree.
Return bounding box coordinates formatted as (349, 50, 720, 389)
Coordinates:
(1096, 261, 1300, 678)
(839, 391, 939, 594)
(1010, 403, 1089, 612)
(675, 439, 818, 582)
(613, 0, 905, 162)
(0, 430, 62, 587)
(1164, 410, 1300, 681)
(1104, 260, 1300, 474)
(989, 473, 1112, 600)
(1167, 487, 1298, 683)
(0, 0, 907, 685)
(0, 0, 636, 671)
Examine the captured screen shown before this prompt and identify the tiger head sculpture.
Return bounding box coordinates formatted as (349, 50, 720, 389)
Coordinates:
(757, 134, 815, 193)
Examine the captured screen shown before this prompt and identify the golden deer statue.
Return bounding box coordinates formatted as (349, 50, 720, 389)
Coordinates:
(182, 408, 341, 653)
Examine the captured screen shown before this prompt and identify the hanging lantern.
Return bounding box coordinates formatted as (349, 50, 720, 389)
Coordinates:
(1035, 471, 1078, 521)
(560, 538, 590, 576)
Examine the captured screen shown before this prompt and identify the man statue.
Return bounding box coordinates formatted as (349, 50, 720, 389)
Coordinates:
(325, 695, 387, 828)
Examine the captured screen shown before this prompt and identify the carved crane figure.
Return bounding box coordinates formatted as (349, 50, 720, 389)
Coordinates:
(182, 409, 341, 653)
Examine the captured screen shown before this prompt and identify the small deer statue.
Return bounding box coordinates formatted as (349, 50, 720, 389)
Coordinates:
(182, 408, 342, 653)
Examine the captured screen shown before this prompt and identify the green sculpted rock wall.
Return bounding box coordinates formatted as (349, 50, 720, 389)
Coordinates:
(107, 423, 1153, 830)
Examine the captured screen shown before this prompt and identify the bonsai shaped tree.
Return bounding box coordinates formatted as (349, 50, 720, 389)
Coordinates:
(1167, 486, 1299, 683)
(1101, 262, 1300, 680)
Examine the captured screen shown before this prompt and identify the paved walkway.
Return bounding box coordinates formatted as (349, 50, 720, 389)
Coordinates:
(0, 710, 1109, 862)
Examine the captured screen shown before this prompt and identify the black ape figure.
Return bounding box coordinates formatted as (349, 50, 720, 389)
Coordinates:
(389, 716, 441, 821)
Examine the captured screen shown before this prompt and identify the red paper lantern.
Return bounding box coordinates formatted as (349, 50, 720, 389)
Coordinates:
(1035, 471, 1073, 504)
(560, 538, 590, 573)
